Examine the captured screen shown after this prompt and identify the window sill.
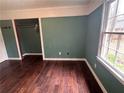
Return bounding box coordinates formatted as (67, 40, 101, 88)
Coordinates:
(96, 56, 124, 85)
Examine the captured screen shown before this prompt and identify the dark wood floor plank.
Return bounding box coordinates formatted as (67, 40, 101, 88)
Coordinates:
(0, 56, 103, 93)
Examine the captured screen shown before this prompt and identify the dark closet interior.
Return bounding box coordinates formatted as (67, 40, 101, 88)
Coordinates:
(15, 18, 42, 57)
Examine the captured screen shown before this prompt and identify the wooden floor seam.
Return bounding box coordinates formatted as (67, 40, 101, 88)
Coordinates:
(0, 56, 103, 93)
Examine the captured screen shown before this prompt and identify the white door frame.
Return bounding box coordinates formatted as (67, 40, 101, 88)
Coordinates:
(0, 28, 8, 62)
(12, 19, 22, 60)
(11, 18, 45, 59)
(38, 18, 45, 60)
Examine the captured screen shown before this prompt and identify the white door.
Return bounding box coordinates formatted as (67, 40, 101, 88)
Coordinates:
(0, 28, 7, 63)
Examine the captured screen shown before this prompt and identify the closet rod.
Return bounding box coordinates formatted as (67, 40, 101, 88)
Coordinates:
(16, 25, 35, 28)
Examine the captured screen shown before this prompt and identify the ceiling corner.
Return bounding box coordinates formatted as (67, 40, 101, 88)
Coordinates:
(88, 0, 103, 15)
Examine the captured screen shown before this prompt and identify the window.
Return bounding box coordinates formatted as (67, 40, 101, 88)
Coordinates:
(98, 0, 124, 84)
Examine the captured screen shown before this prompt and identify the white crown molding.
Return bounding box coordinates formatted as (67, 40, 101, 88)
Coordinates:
(42, 57, 107, 93)
(0, 1, 103, 20)
(0, 5, 88, 20)
(12, 20, 22, 59)
(88, 0, 103, 15)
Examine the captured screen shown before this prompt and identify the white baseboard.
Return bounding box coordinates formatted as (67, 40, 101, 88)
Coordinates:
(84, 59, 107, 93)
(43, 57, 107, 92)
(0, 59, 7, 63)
(7, 57, 21, 60)
(4, 55, 107, 93)
(44, 58, 85, 61)
(23, 53, 42, 56)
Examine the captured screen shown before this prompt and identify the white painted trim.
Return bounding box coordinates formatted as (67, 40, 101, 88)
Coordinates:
(39, 18, 45, 60)
(12, 20, 22, 59)
(88, 0, 103, 15)
(44, 58, 85, 61)
(22, 53, 42, 56)
(97, 56, 124, 85)
(0, 1, 103, 20)
(7, 58, 21, 60)
(0, 5, 88, 20)
(84, 59, 108, 93)
(0, 59, 7, 63)
(0, 28, 8, 63)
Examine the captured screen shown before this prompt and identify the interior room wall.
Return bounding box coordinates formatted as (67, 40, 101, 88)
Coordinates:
(42, 16, 87, 58)
(0, 20, 19, 58)
(85, 5, 124, 93)
(15, 19, 42, 55)
(0, 3, 124, 93)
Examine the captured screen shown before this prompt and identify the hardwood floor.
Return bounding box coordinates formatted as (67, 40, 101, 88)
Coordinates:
(0, 56, 103, 93)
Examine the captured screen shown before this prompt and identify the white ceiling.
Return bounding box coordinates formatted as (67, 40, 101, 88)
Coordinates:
(0, 0, 95, 11)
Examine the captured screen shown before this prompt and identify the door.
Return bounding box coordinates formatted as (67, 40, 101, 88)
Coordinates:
(0, 28, 7, 63)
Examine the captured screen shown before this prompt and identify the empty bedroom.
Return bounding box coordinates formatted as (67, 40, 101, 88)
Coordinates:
(0, 0, 124, 93)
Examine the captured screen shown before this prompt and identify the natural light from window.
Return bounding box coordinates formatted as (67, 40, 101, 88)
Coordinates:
(99, 0, 124, 82)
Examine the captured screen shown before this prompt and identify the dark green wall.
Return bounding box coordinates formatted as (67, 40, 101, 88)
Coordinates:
(15, 19, 42, 54)
(85, 5, 124, 93)
(0, 20, 19, 58)
(42, 16, 87, 58)
(1, 9, 124, 93)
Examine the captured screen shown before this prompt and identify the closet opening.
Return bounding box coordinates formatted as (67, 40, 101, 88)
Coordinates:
(14, 18, 42, 59)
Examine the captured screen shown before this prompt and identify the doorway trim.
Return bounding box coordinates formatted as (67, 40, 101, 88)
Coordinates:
(12, 19, 22, 59)
(38, 18, 45, 60)
(12, 18, 44, 60)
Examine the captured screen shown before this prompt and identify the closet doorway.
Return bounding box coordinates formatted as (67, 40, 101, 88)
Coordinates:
(14, 18, 42, 59)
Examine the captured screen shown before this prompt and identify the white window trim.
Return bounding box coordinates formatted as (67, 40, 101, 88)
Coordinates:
(97, 0, 124, 85)
(96, 56, 124, 85)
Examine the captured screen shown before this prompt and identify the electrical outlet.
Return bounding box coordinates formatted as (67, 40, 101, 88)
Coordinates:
(67, 52, 69, 55)
(59, 52, 61, 55)
(94, 63, 97, 68)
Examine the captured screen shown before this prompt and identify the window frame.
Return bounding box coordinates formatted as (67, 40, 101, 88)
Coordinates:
(97, 0, 124, 85)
